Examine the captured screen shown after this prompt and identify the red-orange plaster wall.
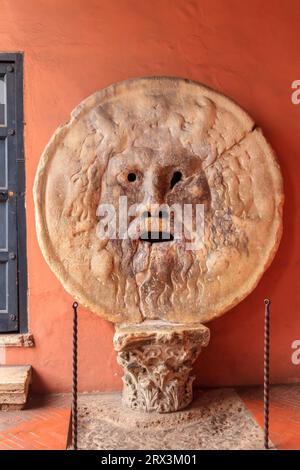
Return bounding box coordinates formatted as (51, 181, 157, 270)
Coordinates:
(1, 0, 300, 392)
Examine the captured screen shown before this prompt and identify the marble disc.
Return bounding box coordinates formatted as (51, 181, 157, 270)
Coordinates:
(34, 77, 283, 323)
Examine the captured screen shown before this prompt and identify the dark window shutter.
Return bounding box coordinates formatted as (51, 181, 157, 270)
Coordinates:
(0, 55, 26, 333)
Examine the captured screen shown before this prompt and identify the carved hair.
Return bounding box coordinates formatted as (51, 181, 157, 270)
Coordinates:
(66, 97, 219, 233)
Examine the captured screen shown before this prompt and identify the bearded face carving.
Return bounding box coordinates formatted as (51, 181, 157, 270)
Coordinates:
(34, 77, 283, 324)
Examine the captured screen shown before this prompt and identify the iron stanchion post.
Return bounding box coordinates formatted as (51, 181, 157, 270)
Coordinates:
(264, 298, 270, 450)
(72, 301, 78, 450)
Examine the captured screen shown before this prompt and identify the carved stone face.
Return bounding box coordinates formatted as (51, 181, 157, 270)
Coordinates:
(34, 77, 283, 324)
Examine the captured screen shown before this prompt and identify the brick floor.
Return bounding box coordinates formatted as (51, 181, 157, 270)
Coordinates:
(0, 394, 71, 450)
(238, 384, 300, 450)
(0, 385, 299, 450)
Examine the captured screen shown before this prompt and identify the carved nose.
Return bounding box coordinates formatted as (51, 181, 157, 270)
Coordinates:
(141, 171, 165, 208)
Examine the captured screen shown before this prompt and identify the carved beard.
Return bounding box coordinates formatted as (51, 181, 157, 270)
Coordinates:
(104, 233, 201, 320)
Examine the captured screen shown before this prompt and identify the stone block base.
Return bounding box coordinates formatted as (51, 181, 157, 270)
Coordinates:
(0, 365, 32, 410)
(113, 321, 210, 413)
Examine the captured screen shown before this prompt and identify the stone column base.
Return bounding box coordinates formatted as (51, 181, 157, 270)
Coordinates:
(113, 321, 210, 413)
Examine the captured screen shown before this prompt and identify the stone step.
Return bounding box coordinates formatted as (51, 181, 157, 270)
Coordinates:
(0, 365, 32, 410)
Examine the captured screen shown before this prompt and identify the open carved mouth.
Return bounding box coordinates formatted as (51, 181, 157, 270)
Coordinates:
(139, 231, 174, 243)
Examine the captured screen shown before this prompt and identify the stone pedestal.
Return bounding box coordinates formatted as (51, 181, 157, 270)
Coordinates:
(113, 321, 210, 413)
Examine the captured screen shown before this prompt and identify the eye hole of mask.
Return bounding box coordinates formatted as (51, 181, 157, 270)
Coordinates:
(170, 171, 182, 189)
(127, 172, 137, 182)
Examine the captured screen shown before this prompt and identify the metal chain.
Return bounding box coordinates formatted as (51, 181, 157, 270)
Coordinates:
(264, 298, 270, 450)
(72, 301, 78, 450)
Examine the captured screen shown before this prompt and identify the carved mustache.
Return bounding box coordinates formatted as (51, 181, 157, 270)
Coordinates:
(126, 212, 203, 247)
(127, 216, 174, 241)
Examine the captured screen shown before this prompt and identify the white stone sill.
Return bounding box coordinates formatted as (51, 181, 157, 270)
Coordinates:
(0, 333, 34, 348)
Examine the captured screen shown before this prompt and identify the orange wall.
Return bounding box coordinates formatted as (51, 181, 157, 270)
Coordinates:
(1, 0, 300, 392)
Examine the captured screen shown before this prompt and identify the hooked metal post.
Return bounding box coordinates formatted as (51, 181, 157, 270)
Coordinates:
(264, 298, 270, 450)
(72, 301, 78, 450)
